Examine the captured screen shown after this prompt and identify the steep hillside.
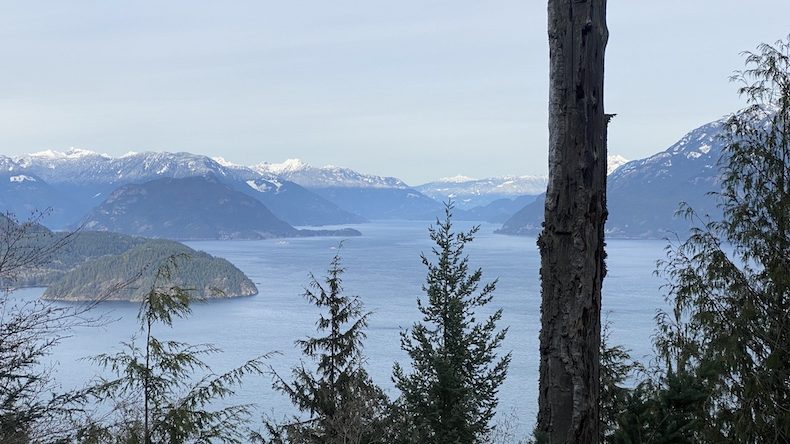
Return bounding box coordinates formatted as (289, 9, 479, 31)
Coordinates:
(80, 175, 360, 240)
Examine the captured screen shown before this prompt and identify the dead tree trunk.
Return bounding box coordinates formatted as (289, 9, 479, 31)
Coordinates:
(536, 0, 608, 442)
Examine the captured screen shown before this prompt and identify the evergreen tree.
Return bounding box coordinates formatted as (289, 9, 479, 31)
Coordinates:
(598, 321, 642, 443)
(393, 204, 511, 444)
(613, 36, 790, 443)
(260, 249, 389, 444)
(82, 255, 267, 444)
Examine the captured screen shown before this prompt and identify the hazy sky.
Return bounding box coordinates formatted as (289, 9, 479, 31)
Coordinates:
(1, 1, 789, 184)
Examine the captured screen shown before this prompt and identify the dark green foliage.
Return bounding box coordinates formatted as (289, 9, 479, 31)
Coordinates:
(0, 211, 75, 290)
(392, 204, 511, 444)
(9, 230, 149, 288)
(0, 297, 94, 443)
(43, 240, 257, 301)
(609, 36, 790, 443)
(609, 371, 709, 444)
(3, 225, 257, 301)
(599, 321, 643, 443)
(260, 249, 389, 444)
(658, 37, 790, 443)
(82, 256, 268, 443)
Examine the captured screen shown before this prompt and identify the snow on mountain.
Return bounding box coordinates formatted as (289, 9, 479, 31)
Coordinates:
(607, 154, 628, 175)
(418, 155, 628, 209)
(211, 156, 240, 168)
(608, 118, 727, 186)
(499, 117, 730, 238)
(416, 175, 548, 209)
(255, 158, 310, 175)
(0, 155, 19, 172)
(6, 150, 369, 227)
(14, 151, 250, 185)
(9, 174, 37, 183)
(28, 148, 108, 160)
(246, 178, 283, 194)
(253, 159, 409, 189)
(437, 175, 477, 183)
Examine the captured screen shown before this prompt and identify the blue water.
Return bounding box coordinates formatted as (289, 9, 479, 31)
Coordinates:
(13, 220, 668, 439)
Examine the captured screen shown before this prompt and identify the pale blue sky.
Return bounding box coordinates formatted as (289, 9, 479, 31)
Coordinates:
(1, 1, 788, 184)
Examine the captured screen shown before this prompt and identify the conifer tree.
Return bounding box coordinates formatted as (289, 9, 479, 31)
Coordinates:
(656, 36, 790, 443)
(612, 36, 790, 443)
(261, 249, 389, 444)
(82, 255, 267, 444)
(393, 204, 511, 444)
(598, 321, 642, 443)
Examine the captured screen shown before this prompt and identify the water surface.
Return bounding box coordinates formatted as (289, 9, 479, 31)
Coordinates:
(17, 220, 668, 437)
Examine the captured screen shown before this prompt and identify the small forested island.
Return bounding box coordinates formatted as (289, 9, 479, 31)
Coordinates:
(43, 240, 257, 301)
(2, 216, 257, 301)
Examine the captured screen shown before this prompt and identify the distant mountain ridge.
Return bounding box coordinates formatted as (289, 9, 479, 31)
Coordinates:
(497, 118, 726, 238)
(253, 158, 409, 189)
(2, 148, 632, 230)
(5, 150, 362, 228)
(80, 175, 361, 240)
(248, 158, 444, 219)
(416, 155, 627, 209)
(416, 175, 549, 209)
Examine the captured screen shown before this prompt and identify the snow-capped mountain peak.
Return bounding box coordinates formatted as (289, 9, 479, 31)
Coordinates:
(29, 148, 107, 160)
(416, 175, 549, 209)
(211, 156, 240, 167)
(253, 159, 407, 189)
(255, 158, 310, 175)
(437, 175, 477, 183)
(607, 154, 628, 175)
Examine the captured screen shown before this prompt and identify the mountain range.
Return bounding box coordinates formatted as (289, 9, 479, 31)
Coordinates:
(0, 114, 735, 240)
(416, 175, 549, 209)
(1, 151, 548, 230)
(5, 150, 362, 228)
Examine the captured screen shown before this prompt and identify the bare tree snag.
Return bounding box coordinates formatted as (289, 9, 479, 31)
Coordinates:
(536, 0, 608, 443)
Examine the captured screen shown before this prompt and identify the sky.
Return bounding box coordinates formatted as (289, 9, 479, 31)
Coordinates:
(1, 1, 789, 185)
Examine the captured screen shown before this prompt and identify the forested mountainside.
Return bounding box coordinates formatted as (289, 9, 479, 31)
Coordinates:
(80, 175, 361, 240)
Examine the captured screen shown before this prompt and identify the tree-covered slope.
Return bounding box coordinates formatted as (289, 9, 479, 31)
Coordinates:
(81, 175, 298, 240)
(42, 240, 257, 301)
(81, 175, 361, 240)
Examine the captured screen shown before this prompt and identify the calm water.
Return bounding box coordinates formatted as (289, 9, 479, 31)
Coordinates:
(13, 220, 668, 438)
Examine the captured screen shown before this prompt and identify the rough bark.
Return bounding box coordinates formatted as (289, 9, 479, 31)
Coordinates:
(536, 0, 608, 443)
